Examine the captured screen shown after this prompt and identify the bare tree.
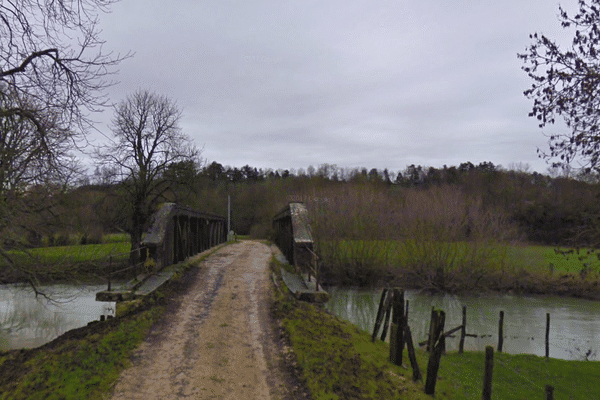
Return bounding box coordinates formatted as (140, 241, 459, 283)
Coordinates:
(97, 90, 200, 265)
(0, 0, 125, 291)
(519, 0, 600, 171)
(0, 0, 126, 137)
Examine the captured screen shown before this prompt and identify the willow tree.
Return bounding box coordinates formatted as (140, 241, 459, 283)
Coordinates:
(97, 90, 200, 265)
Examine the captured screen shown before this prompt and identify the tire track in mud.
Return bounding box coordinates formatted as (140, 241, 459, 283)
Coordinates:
(110, 242, 275, 400)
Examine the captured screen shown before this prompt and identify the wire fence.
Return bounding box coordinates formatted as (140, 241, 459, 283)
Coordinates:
(372, 288, 597, 398)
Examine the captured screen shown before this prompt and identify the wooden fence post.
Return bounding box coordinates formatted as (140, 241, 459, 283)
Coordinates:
(459, 305, 466, 353)
(390, 289, 405, 366)
(545, 384, 554, 400)
(427, 306, 436, 352)
(546, 313, 550, 359)
(372, 288, 388, 342)
(482, 346, 494, 400)
(498, 310, 504, 353)
(380, 293, 393, 341)
(404, 324, 422, 382)
(425, 310, 445, 395)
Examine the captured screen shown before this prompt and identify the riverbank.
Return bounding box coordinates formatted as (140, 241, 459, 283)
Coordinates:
(0, 242, 132, 285)
(317, 241, 600, 300)
(2, 244, 598, 399)
(0, 251, 203, 399)
(0, 241, 300, 400)
(271, 260, 600, 399)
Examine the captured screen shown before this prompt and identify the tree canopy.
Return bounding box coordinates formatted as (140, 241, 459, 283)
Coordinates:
(519, 0, 600, 171)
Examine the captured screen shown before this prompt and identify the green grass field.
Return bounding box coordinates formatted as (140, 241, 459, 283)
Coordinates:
(3, 242, 131, 267)
(319, 240, 600, 276)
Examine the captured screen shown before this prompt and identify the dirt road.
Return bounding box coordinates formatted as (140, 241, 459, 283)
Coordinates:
(110, 241, 287, 400)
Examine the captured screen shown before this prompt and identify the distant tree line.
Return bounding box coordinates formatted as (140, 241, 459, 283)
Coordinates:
(34, 159, 597, 249)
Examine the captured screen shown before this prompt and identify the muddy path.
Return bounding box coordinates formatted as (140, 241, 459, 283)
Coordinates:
(110, 241, 290, 400)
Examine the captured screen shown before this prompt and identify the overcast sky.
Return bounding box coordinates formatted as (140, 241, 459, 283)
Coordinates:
(92, 0, 580, 174)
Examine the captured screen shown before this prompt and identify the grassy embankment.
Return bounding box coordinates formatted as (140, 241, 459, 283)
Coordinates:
(0, 243, 227, 400)
(317, 240, 600, 298)
(271, 258, 600, 399)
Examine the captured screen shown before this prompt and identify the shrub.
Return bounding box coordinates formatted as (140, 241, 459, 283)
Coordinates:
(80, 230, 103, 245)
(304, 184, 521, 290)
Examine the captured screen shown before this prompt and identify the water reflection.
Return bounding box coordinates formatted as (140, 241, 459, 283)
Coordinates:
(0, 284, 115, 351)
(325, 287, 600, 361)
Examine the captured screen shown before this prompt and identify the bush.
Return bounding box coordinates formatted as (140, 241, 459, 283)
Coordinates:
(305, 184, 521, 290)
(53, 233, 73, 247)
(80, 230, 103, 245)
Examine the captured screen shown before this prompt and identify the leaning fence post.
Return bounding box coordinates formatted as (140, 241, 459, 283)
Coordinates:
(380, 293, 393, 341)
(545, 313, 550, 359)
(482, 346, 494, 400)
(425, 310, 445, 395)
(427, 306, 436, 352)
(372, 288, 388, 342)
(498, 310, 504, 353)
(404, 324, 422, 382)
(459, 305, 466, 353)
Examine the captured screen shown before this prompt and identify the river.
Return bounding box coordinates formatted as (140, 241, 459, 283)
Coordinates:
(325, 287, 600, 361)
(0, 283, 115, 351)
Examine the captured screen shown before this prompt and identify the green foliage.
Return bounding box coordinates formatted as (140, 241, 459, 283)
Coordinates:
(317, 240, 600, 296)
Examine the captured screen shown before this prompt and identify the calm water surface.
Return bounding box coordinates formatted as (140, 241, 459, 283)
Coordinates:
(0, 283, 115, 351)
(325, 287, 600, 361)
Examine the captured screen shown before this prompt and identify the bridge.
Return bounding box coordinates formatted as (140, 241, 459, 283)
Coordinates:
(96, 203, 227, 302)
(96, 201, 327, 303)
(273, 202, 328, 302)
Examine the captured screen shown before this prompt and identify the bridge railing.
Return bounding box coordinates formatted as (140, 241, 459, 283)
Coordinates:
(142, 203, 227, 271)
(273, 202, 321, 290)
(103, 248, 147, 291)
(98, 203, 227, 292)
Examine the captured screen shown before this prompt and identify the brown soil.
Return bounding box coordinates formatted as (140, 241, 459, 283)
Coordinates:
(110, 241, 299, 400)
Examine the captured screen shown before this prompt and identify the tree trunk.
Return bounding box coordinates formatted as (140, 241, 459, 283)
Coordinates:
(129, 198, 146, 267)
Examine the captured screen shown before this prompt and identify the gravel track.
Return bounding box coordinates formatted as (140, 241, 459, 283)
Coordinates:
(110, 241, 284, 400)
